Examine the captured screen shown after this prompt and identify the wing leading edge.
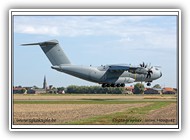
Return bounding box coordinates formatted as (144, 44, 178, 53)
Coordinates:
(108, 64, 148, 74)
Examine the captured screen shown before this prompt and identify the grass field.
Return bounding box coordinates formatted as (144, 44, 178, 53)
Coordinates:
(13, 94, 178, 125)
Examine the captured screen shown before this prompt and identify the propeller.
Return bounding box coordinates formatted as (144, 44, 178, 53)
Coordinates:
(140, 62, 153, 78)
(140, 62, 147, 68)
(146, 68, 153, 78)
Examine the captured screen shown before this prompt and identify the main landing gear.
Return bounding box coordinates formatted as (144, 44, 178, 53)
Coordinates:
(101, 83, 125, 88)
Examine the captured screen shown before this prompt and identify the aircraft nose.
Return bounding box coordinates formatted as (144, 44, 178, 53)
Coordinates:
(160, 72, 162, 77)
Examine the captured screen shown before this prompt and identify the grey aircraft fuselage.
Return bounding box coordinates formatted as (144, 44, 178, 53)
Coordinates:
(51, 65, 161, 84)
(22, 39, 162, 87)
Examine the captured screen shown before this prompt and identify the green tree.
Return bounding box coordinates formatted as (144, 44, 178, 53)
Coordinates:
(134, 83, 145, 94)
(57, 87, 65, 92)
(66, 85, 77, 93)
(21, 88, 27, 94)
(33, 85, 39, 89)
(65, 85, 125, 94)
(153, 84, 161, 89)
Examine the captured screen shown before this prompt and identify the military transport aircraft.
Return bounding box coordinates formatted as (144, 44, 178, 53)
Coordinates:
(22, 40, 162, 87)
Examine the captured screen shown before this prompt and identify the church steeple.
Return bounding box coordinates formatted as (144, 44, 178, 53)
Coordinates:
(43, 75, 47, 89)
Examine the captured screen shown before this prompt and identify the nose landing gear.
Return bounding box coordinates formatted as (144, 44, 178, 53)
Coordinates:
(147, 82, 151, 86)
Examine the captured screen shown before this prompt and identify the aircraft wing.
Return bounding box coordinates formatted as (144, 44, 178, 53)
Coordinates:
(108, 65, 147, 74)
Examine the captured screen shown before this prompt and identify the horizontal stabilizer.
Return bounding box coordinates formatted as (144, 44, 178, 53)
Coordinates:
(21, 40, 58, 46)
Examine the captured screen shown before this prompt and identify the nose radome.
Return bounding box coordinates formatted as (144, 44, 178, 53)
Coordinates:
(160, 72, 162, 77)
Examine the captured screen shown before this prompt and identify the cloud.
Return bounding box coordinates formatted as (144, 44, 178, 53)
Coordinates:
(15, 25, 59, 36)
(13, 16, 156, 36)
(14, 16, 177, 50)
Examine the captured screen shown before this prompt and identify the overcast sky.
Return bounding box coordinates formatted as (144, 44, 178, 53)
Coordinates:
(13, 15, 178, 88)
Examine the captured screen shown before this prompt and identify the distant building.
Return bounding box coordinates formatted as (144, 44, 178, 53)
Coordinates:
(58, 90, 65, 94)
(24, 87, 33, 90)
(162, 87, 177, 94)
(123, 86, 176, 95)
(13, 76, 51, 94)
(49, 85, 53, 89)
(144, 88, 161, 94)
(43, 75, 48, 89)
(13, 87, 27, 94)
(124, 86, 134, 94)
(49, 89, 58, 94)
(27, 89, 47, 94)
(13, 87, 23, 94)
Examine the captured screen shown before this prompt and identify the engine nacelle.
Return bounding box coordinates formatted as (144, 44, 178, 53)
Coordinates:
(125, 77, 135, 83)
(106, 77, 135, 84)
(135, 67, 148, 74)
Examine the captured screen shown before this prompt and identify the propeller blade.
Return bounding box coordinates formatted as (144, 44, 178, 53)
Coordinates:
(145, 63, 148, 68)
(146, 69, 153, 78)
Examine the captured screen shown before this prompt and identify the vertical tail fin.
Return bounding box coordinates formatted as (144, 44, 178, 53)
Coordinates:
(21, 40, 71, 66)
